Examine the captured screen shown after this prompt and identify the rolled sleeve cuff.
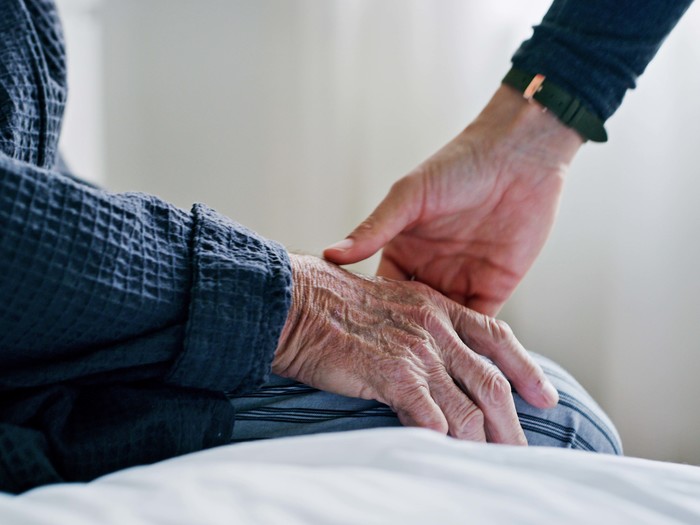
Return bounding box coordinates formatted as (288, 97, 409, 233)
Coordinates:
(166, 203, 292, 394)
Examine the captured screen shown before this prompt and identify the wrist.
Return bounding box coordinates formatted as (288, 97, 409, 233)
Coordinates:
(469, 84, 584, 172)
(273, 253, 304, 375)
(502, 68, 607, 143)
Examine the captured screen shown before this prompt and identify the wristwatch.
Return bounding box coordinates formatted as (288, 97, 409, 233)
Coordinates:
(502, 67, 607, 143)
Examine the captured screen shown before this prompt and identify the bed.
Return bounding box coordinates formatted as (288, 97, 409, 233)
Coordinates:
(2, 427, 699, 524)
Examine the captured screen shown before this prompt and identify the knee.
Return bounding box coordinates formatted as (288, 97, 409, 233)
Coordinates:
(533, 391, 623, 455)
(517, 354, 623, 455)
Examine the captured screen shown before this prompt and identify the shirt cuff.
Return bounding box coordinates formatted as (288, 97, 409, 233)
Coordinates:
(166, 203, 292, 394)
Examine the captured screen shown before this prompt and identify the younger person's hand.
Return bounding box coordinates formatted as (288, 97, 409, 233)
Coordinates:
(324, 85, 583, 316)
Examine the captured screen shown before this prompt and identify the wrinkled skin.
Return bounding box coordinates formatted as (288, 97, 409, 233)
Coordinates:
(272, 254, 559, 445)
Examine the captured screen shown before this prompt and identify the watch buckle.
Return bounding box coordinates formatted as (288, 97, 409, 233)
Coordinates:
(523, 74, 546, 102)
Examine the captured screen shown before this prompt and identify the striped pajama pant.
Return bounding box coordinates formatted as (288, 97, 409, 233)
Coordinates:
(227, 353, 622, 455)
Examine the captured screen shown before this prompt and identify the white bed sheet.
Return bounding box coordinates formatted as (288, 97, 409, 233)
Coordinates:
(2, 428, 699, 524)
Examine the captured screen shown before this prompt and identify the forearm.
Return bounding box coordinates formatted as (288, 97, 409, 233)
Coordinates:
(0, 157, 292, 394)
(513, 0, 694, 121)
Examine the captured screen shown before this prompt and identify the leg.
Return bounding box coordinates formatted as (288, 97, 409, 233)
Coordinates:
(513, 353, 622, 454)
(227, 376, 401, 442)
(227, 352, 622, 454)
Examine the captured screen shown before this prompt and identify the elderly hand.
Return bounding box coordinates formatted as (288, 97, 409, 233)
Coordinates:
(272, 254, 559, 445)
(323, 85, 584, 316)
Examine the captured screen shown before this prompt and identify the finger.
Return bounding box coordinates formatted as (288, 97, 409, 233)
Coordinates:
(426, 367, 489, 443)
(399, 315, 524, 445)
(448, 306, 558, 409)
(390, 383, 450, 435)
(323, 178, 421, 265)
(443, 339, 527, 445)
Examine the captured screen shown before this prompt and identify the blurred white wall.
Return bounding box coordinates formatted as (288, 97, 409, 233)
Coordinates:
(56, 0, 104, 183)
(60, 0, 700, 464)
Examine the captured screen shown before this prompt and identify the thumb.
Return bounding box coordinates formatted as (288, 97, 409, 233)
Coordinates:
(323, 178, 420, 265)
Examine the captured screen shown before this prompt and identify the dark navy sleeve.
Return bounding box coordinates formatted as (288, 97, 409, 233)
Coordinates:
(0, 157, 292, 493)
(0, 0, 292, 493)
(0, 157, 292, 394)
(512, 0, 695, 121)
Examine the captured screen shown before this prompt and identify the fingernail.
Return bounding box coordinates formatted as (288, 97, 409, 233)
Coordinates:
(543, 381, 559, 405)
(325, 238, 354, 252)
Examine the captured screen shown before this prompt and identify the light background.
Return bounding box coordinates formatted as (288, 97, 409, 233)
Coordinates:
(57, 0, 700, 465)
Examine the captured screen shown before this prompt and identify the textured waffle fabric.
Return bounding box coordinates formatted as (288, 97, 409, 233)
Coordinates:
(0, 0, 292, 493)
(511, 0, 693, 122)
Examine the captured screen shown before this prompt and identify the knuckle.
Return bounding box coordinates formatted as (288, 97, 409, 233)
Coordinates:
(411, 293, 448, 330)
(409, 341, 434, 364)
(393, 380, 428, 404)
(480, 366, 513, 407)
(353, 215, 379, 236)
(415, 301, 439, 327)
(383, 353, 435, 393)
(453, 405, 485, 440)
(393, 385, 449, 435)
(383, 357, 418, 385)
(484, 317, 517, 354)
(487, 317, 513, 341)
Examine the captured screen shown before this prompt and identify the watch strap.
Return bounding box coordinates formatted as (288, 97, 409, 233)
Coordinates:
(502, 67, 608, 143)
